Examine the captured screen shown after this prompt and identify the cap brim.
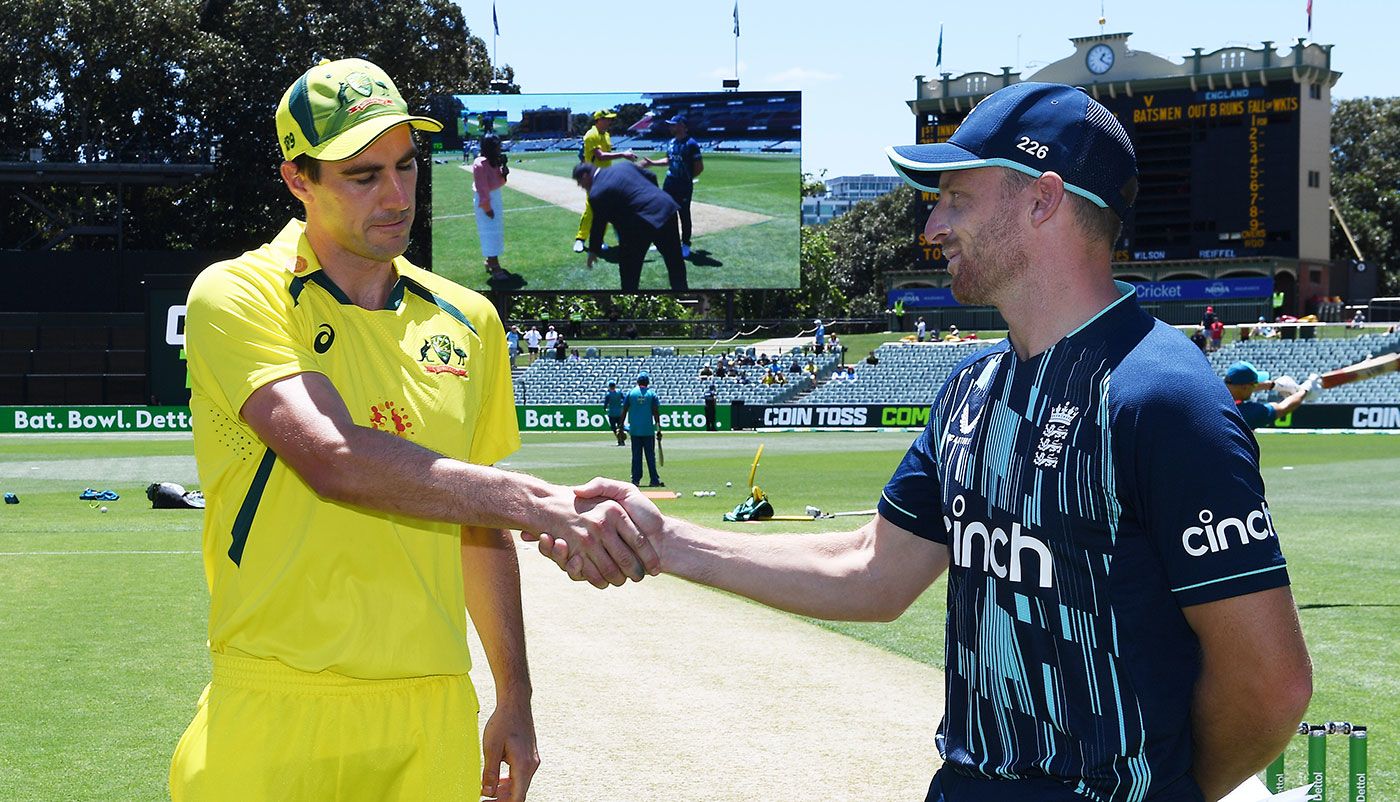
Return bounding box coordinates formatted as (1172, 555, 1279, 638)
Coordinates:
(309, 115, 444, 162)
(885, 142, 985, 192)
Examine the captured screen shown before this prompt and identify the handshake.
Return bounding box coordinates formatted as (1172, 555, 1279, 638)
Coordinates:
(521, 477, 668, 588)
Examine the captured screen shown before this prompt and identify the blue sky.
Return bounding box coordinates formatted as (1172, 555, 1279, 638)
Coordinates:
(456, 0, 1396, 178)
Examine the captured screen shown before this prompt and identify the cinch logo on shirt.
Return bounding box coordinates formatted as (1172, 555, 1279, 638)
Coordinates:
(1180, 503, 1278, 557)
(945, 494, 1055, 588)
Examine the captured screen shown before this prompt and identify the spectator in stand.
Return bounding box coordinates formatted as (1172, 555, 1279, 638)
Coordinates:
(943, 325, 961, 342)
(1201, 305, 1218, 331)
(788, 356, 803, 372)
(1349, 309, 1367, 329)
(829, 334, 842, 355)
(758, 353, 771, 367)
(1224, 362, 1317, 430)
(844, 365, 857, 382)
(1208, 318, 1225, 352)
(525, 325, 542, 360)
(865, 350, 880, 366)
(568, 349, 581, 361)
(1254, 316, 1278, 339)
(736, 371, 751, 385)
(813, 319, 827, 353)
(737, 351, 755, 367)
(714, 364, 728, 379)
(761, 367, 776, 385)
(916, 316, 927, 341)
(1238, 323, 1251, 343)
(697, 363, 713, 379)
(803, 357, 817, 376)
(1190, 326, 1208, 352)
(505, 325, 521, 368)
(553, 333, 568, 361)
(544, 325, 558, 353)
(717, 353, 732, 372)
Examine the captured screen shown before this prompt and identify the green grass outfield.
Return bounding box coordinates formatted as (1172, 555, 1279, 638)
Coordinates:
(1, 430, 1395, 799)
(430, 150, 800, 292)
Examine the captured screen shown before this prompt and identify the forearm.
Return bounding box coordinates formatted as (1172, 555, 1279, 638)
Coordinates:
(462, 526, 531, 702)
(658, 519, 905, 621)
(317, 423, 560, 533)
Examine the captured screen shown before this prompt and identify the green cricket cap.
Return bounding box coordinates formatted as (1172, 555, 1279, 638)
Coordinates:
(276, 58, 442, 162)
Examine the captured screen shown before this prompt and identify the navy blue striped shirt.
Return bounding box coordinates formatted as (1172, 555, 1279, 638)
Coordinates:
(879, 284, 1289, 802)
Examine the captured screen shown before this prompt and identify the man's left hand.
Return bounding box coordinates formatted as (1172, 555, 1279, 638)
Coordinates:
(481, 695, 539, 801)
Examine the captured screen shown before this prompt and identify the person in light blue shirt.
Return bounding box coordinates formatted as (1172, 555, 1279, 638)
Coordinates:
(622, 373, 663, 486)
(602, 380, 627, 446)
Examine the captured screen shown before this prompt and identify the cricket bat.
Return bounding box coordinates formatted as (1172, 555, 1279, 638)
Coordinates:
(657, 431, 665, 466)
(1319, 351, 1400, 389)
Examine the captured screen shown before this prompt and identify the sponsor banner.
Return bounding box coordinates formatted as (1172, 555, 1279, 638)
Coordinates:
(517, 404, 729, 432)
(2, 406, 193, 433)
(1277, 404, 1400, 430)
(1131, 277, 1273, 302)
(734, 404, 932, 429)
(889, 278, 1273, 308)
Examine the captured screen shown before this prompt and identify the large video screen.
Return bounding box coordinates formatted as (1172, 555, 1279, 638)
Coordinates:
(427, 91, 801, 293)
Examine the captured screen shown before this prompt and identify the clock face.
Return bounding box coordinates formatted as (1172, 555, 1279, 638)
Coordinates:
(1086, 44, 1115, 75)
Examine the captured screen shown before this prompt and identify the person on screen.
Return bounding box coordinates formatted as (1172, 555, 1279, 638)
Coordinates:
(473, 134, 525, 290)
(573, 109, 637, 254)
(572, 162, 688, 292)
(641, 114, 703, 259)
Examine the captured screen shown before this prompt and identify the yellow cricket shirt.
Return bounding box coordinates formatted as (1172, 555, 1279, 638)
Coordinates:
(583, 126, 615, 169)
(185, 219, 519, 680)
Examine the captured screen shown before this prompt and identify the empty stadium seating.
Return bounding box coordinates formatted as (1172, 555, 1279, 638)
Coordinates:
(0, 313, 149, 405)
(513, 350, 842, 406)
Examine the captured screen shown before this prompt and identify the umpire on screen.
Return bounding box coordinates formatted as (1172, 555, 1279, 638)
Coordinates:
(572, 161, 689, 292)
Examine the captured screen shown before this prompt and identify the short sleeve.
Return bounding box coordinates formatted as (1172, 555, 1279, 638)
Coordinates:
(185, 263, 320, 420)
(467, 307, 521, 467)
(1236, 400, 1275, 430)
(1120, 392, 1289, 607)
(878, 422, 949, 543)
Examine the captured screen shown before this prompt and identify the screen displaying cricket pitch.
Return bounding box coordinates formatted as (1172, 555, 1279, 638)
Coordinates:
(425, 90, 801, 293)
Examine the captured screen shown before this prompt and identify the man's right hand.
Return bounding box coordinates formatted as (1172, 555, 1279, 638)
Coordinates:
(520, 484, 659, 588)
(525, 478, 666, 586)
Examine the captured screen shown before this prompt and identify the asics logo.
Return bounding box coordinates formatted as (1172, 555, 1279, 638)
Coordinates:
(945, 494, 1054, 588)
(1180, 503, 1277, 557)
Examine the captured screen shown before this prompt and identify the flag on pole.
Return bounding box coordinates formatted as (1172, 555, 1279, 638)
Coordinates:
(936, 23, 944, 68)
(1306, 0, 1312, 32)
(493, 1, 500, 36)
(733, 1, 740, 37)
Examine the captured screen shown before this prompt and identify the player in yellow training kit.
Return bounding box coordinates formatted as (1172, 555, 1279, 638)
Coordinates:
(169, 57, 657, 802)
(573, 109, 638, 251)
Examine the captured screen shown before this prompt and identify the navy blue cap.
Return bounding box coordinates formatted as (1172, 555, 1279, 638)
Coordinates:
(886, 82, 1137, 219)
(1225, 361, 1270, 385)
(664, 114, 688, 126)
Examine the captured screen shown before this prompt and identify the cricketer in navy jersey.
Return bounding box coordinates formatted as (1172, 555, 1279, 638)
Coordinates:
(879, 283, 1289, 801)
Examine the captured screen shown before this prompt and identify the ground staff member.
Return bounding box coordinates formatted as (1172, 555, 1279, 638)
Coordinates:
(603, 380, 627, 446)
(171, 57, 655, 802)
(543, 83, 1311, 802)
(622, 373, 663, 487)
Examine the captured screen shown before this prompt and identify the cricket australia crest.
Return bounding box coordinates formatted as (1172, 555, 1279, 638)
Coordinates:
(418, 334, 469, 378)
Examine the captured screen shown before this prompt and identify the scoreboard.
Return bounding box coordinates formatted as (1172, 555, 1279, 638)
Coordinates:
(912, 82, 1302, 268)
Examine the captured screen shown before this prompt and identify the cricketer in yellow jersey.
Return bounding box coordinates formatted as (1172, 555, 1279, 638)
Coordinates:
(573, 109, 638, 249)
(169, 57, 656, 802)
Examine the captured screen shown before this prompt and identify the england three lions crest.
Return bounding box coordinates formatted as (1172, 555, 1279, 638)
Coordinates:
(1034, 403, 1079, 469)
